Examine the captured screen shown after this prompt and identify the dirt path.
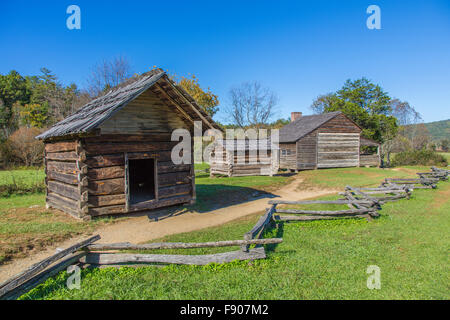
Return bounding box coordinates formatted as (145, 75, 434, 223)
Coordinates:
(0, 175, 338, 282)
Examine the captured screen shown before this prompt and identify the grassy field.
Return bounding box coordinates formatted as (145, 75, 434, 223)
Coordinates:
(0, 168, 45, 197)
(16, 167, 449, 300)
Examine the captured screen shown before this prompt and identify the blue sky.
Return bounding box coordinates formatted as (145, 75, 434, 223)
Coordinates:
(1, 0, 449, 123)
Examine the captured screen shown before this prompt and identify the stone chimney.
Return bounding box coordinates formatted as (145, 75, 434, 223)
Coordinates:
(291, 112, 302, 122)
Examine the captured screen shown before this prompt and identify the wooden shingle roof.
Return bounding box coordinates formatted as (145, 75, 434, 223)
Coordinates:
(279, 111, 344, 143)
(37, 69, 219, 140)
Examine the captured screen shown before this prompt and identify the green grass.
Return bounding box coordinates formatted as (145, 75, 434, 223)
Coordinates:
(0, 167, 45, 197)
(0, 193, 45, 210)
(20, 174, 450, 300)
(295, 166, 427, 190)
(440, 152, 450, 163)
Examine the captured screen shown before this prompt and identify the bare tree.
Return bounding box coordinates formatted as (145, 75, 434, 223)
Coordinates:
(227, 81, 278, 129)
(310, 93, 335, 114)
(390, 99, 422, 126)
(7, 127, 44, 166)
(390, 99, 430, 150)
(86, 56, 133, 97)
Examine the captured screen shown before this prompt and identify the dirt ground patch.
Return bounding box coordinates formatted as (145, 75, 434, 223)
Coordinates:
(431, 187, 450, 210)
(0, 207, 110, 266)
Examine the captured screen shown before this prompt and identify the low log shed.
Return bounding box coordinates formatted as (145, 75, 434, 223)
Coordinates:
(36, 69, 220, 219)
(209, 138, 279, 177)
(359, 137, 381, 167)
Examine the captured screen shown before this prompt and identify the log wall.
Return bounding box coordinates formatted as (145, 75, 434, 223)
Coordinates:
(279, 143, 297, 170)
(44, 140, 88, 219)
(44, 133, 194, 218)
(317, 133, 360, 168)
(82, 134, 194, 217)
(296, 130, 318, 170)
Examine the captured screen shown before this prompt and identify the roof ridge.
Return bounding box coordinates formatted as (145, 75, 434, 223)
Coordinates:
(279, 111, 343, 143)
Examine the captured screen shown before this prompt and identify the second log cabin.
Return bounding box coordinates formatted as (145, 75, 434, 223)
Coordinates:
(36, 69, 220, 219)
(279, 111, 370, 171)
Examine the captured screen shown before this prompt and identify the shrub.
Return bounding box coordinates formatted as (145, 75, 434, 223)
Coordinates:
(7, 127, 44, 167)
(391, 149, 448, 167)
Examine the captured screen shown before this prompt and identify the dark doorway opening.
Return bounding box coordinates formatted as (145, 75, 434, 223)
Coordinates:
(129, 158, 156, 204)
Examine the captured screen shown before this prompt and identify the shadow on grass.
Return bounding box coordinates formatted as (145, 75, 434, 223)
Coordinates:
(144, 184, 278, 222)
(263, 221, 285, 254)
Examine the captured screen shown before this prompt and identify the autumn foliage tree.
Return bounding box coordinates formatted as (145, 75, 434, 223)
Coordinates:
(17, 103, 49, 128)
(178, 74, 219, 118)
(7, 127, 44, 167)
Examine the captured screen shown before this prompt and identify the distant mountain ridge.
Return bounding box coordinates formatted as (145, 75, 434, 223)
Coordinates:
(423, 119, 450, 141)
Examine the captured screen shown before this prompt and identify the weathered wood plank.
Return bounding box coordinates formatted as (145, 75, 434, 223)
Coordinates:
(47, 180, 80, 200)
(127, 151, 172, 161)
(47, 198, 80, 217)
(275, 208, 371, 215)
(87, 166, 124, 180)
(158, 171, 191, 187)
(84, 141, 177, 155)
(82, 247, 266, 266)
(47, 171, 79, 185)
(242, 206, 276, 251)
(85, 154, 125, 168)
(46, 151, 79, 161)
(47, 192, 80, 210)
(88, 194, 126, 207)
(84, 134, 172, 143)
(0, 235, 100, 298)
(128, 195, 191, 213)
(47, 161, 79, 175)
(158, 183, 191, 199)
(88, 178, 125, 195)
(268, 199, 376, 205)
(45, 141, 77, 153)
(0, 252, 86, 300)
(89, 205, 126, 216)
(158, 162, 192, 174)
(87, 238, 282, 251)
(274, 214, 370, 222)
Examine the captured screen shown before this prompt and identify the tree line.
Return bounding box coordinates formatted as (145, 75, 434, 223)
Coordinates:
(0, 56, 445, 168)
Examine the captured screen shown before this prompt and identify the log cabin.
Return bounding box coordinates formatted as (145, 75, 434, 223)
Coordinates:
(36, 69, 220, 220)
(279, 111, 367, 171)
(209, 138, 279, 177)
